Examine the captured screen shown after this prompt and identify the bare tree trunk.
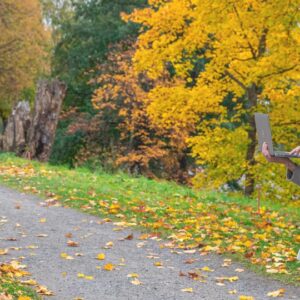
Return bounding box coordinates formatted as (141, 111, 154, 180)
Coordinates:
(1, 101, 31, 155)
(244, 85, 258, 196)
(25, 80, 66, 162)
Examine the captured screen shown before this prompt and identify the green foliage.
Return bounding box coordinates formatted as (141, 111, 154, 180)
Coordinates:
(49, 119, 85, 166)
(53, 0, 147, 111)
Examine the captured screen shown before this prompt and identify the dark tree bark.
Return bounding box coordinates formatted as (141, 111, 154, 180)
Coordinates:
(24, 80, 66, 162)
(1, 101, 31, 155)
(244, 84, 258, 196)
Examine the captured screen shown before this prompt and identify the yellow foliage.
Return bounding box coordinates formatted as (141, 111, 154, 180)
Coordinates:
(0, 0, 49, 117)
(126, 0, 300, 199)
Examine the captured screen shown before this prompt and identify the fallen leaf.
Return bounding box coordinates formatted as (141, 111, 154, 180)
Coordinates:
(131, 278, 142, 285)
(97, 253, 105, 260)
(26, 245, 38, 249)
(154, 261, 163, 267)
(216, 282, 225, 286)
(125, 234, 133, 240)
(103, 263, 115, 271)
(103, 241, 113, 249)
(184, 258, 197, 264)
(60, 253, 74, 260)
(127, 273, 139, 278)
(36, 234, 48, 238)
(136, 242, 146, 248)
(229, 289, 237, 294)
(67, 240, 79, 247)
(138, 234, 150, 240)
(39, 218, 46, 223)
(0, 249, 8, 255)
(222, 259, 232, 267)
(239, 296, 255, 300)
(183, 249, 196, 254)
(215, 276, 239, 283)
(267, 289, 285, 297)
(0, 294, 13, 300)
(235, 268, 244, 273)
(181, 288, 193, 293)
(201, 266, 214, 272)
(21, 279, 37, 286)
(6, 237, 17, 241)
(36, 285, 54, 296)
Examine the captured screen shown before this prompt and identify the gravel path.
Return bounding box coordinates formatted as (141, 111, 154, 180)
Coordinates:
(0, 185, 299, 300)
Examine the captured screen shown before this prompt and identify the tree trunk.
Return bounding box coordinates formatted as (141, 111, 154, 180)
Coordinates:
(1, 101, 31, 155)
(25, 80, 66, 162)
(244, 85, 258, 196)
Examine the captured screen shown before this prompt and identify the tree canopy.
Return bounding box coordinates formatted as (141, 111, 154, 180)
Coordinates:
(53, 0, 147, 110)
(0, 0, 49, 118)
(125, 0, 300, 197)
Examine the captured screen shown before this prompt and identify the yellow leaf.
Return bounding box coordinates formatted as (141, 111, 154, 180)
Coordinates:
(267, 289, 285, 297)
(181, 288, 193, 293)
(103, 241, 114, 249)
(154, 261, 163, 267)
(127, 273, 139, 278)
(103, 263, 115, 271)
(201, 266, 214, 272)
(0, 249, 8, 255)
(36, 285, 54, 296)
(39, 218, 46, 223)
(228, 276, 239, 282)
(20, 279, 37, 286)
(18, 297, 32, 300)
(97, 253, 105, 260)
(239, 296, 255, 300)
(77, 273, 85, 278)
(60, 253, 74, 260)
(131, 278, 142, 285)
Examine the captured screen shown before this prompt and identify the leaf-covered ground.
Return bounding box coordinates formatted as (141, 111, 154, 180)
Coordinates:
(0, 262, 41, 300)
(0, 153, 299, 286)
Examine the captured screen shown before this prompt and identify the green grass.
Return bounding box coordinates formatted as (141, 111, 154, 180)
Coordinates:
(0, 153, 299, 286)
(0, 277, 41, 300)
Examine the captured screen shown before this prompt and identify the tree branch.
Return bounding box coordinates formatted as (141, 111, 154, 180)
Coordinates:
(258, 64, 298, 80)
(224, 70, 247, 90)
(233, 4, 257, 59)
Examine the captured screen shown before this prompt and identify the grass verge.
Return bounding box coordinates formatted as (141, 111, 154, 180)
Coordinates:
(0, 153, 299, 285)
(0, 277, 41, 300)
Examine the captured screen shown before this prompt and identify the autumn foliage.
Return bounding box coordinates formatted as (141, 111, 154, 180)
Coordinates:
(1, 0, 299, 201)
(54, 0, 300, 201)
(0, 0, 49, 118)
(70, 40, 190, 181)
(121, 0, 300, 199)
